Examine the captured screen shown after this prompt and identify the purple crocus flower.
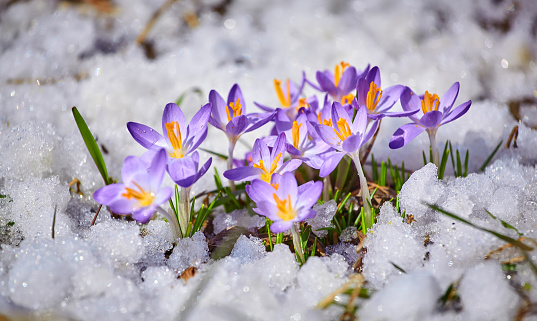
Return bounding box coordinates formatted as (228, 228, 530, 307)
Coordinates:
(355, 66, 415, 120)
(315, 102, 379, 177)
(308, 62, 369, 104)
(93, 149, 173, 224)
(246, 172, 322, 233)
(254, 73, 306, 117)
(127, 102, 211, 161)
(209, 84, 274, 142)
(167, 151, 212, 188)
(223, 133, 302, 183)
(389, 82, 472, 166)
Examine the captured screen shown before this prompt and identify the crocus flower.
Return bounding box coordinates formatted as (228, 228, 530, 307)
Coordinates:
(209, 84, 274, 191)
(246, 172, 322, 262)
(315, 102, 379, 228)
(254, 73, 306, 119)
(389, 82, 472, 166)
(355, 66, 415, 120)
(308, 62, 369, 105)
(93, 149, 178, 234)
(223, 133, 302, 183)
(167, 151, 212, 188)
(127, 102, 211, 162)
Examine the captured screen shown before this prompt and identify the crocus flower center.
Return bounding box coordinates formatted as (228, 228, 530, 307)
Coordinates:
(333, 118, 352, 142)
(292, 121, 302, 149)
(366, 82, 383, 112)
(164, 121, 184, 158)
(273, 193, 296, 221)
(122, 181, 155, 207)
(253, 153, 282, 183)
(274, 79, 291, 108)
(421, 91, 440, 114)
(341, 93, 354, 105)
(295, 98, 309, 113)
(334, 61, 350, 87)
(318, 112, 333, 127)
(226, 98, 242, 122)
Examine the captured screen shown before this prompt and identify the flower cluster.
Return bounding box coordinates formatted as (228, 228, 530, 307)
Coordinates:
(92, 61, 472, 255)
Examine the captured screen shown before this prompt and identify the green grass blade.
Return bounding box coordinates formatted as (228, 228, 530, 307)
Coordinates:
(390, 261, 407, 274)
(371, 154, 378, 183)
(199, 148, 228, 160)
(380, 161, 387, 186)
(438, 141, 450, 180)
(463, 150, 469, 177)
(456, 150, 462, 177)
(428, 204, 533, 251)
(480, 140, 503, 172)
(72, 107, 110, 185)
(422, 150, 428, 166)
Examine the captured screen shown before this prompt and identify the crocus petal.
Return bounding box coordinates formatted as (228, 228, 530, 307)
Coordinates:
(337, 66, 358, 95)
(93, 183, 127, 206)
(441, 100, 471, 125)
(376, 84, 405, 113)
(147, 148, 168, 191)
(108, 197, 138, 214)
(319, 152, 345, 177)
(254, 102, 276, 112)
(209, 90, 228, 128)
(439, 82, 460, 114)
(167, 155, 198, 187)
(185, 127, 208, 154)
(302, 155, 324, 169)
(246, 179, 275, 204)
(270, 221, 294, 233)
(299, 209, 317, 220)
(362, 119, 379, 145)
(419, 110, 443, 128)
(369, 109, 419, 120)
(245, 112, 275, 133)
(296, 181, 322, 210)
(342, 134, 363, 153)
(316, 124, 342, 150)
(226, 114, 249, 137)
(161, 103, 187, 138)
(316, 71, 337, 97)
(389, 123, 426, 149)
(276, 172, 298, 205)
(127, 122, 166, 150)
(224, 166, 263, 182)
(355, 76, 369, 107)
(196, 157, 212, 182)
(227, 84, 245, 113)
(132, 206, 157, 224)
(272, 133, 287, 160)
(365, 66, 381, 88)
(400, 87, 421, 112)
(121, 155, 146, 183)
(188, 103, 212, 138)
(278, 159, 303, 174)
(352, 104, 368, 134)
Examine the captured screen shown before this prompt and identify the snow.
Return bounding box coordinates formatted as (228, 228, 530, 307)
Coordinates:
(1, 0, 537, 319)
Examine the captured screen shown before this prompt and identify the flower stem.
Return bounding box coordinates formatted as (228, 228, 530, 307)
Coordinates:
(322, 176, 331, 202)
(349, 151, 373, 229)
(428, 130, 439, 167)
(157, 206, 181, 239)
(290, 224, 305, 263)
(227, 139, 236, 193)
(177, 186, 191, 238)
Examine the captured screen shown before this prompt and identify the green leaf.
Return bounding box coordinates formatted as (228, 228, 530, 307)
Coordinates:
(438, 141, 450, 180)
(428, 204, 533, 251)
(199, 148, 228, 160)
(480, 140, 503, 172)
(72, 107, 110, 185)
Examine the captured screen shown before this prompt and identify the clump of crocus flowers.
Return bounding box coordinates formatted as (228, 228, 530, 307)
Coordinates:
(92, 61, 471, 261)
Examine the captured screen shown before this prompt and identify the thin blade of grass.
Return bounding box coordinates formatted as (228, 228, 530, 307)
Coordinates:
(480, 140, 503, 172)
(199, 148, 228, 160)
(371, 154, 378, 183)
(428, 204, 533, 251)
(463, 150, 469, 177)
(389, 261, 407, 274)
(438, 141, 450, 180)
(72, 107, 110, 185)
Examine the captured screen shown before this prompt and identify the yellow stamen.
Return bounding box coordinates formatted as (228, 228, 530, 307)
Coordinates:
(334, 61, 350, 87)
(253, 153, 282, 183)
(164, 121, 184, 158)
(296, 98, 309, 113)
(122, 181, 155, 207)
(271, 182, 279, 190)
(366, 82, 383, 111)
(292, 121, 303, 149)
(421, 91, 440, 114)
(226, 98, 243, 122)
(333, 118, 352, 141)
(274, 79, 292, 108)
(273, 193, 296, 221)
(341, 93, 355, 105)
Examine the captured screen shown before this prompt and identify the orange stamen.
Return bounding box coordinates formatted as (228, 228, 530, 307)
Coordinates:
(341, 93, 355, 105)
(421, 91, 440, 114)
(292, 121, 303, 149)
(121, 181, 155, 206)
(274, 79, 292, 108)
(226, 98, 243, 122)
(253, 153, 282, 182)
(333, 118, 352, 141)
(334, 61, 350, 87)
(273, 193, 296, 221)
(164, 121, 184, 158)
(366, 82, 383, 111)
